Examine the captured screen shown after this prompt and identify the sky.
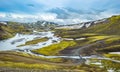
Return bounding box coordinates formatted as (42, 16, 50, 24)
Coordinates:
(0, 0, 120, 24)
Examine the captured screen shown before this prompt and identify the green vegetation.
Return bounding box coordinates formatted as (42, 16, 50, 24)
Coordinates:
(75, 15, 120, 35)
(0, 51, 63, 70)
(0, 22, 32, 40)
(87, 53, 120, 72)
(59, 34, 120, 55)
(54, 15, 120, 55)
(88, 58, 120, 72)
(0, 51, 65, 63)
(32, 40, 76, 56)
(0, 61, 107, 72)
(0, 61, 58, 70)
(0, 23, 15, 40)
(55, 15, 120, 38)
(87, 35, 110, 43)
(7, 22, 32, 34)
(34, 31, 119, 56)
(104, 54, 120, 60)
(97, 45, 120, 53)
(92, 15, 120, 35)
(17, 37, 49, 47)
(101, 59, 120, 72)
(0, 51, 106, 72)
(0, 21, 58, 40)
(1, 15, 120, 71)
(105, 36, 120, 44)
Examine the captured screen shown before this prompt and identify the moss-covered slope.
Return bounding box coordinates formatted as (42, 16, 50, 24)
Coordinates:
(0, 23, 15, 40)
(79, 15, 120, 35)
(54, 15, 120, 55)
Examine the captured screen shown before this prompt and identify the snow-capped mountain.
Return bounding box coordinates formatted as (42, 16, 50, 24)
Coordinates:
(35, 21, 58, 26)
(25, 20, 58, 31)
(55, 18, 107, 29)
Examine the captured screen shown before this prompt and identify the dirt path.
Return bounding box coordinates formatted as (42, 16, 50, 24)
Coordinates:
(72, 40, 105, 56)
(70, 40, 120, 63)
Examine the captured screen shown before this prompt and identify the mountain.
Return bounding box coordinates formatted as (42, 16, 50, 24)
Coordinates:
(56, 15, 120, 34)
(55, 15, 120, 55)
(56, 18, 107, 29)
(56, 15, 120, 38)
(35, 21, 58, 26)
(24, 21, 58, 31)
(78, 15, 120, 35)
(0, 21, 32, 40)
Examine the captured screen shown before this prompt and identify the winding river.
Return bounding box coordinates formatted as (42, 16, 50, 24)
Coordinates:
(0, 31, 97, 59)
(0, 31, 60, 51)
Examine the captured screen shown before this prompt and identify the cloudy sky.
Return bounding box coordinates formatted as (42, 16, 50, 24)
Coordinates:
(0, 0, 120, 24)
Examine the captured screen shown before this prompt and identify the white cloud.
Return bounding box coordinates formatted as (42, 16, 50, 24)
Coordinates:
(99, 10, 120, 18)
(0, 8, 120, 24)
(38, 13, 57, 21)
(0, 13, 6, 17)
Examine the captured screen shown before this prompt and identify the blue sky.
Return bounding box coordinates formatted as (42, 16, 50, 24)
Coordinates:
(0, 0, 120, 24)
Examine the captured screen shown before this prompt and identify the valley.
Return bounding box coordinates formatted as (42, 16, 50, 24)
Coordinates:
(0, 15, 120, 72)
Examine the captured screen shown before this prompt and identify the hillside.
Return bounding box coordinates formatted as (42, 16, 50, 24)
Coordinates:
(55, 15, 120, 38)
(0, 21, 58, 40)
(78, 15, 120, 35)
(53, 15, 120, 55)
(0, 22, 32, 40)
(29, 15, 120, 72)
(0, 23, 14, 40)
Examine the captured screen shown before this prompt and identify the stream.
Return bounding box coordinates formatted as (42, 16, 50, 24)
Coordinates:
(0, 31, 120, 72)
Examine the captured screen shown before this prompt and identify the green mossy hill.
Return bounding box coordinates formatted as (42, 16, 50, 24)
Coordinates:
(0, 51, 106, 72)
(55, 15, 120, 38)
(54, 15, 120, 55)
(79, 15, 120, 35)
(7, 22, 32, 34)
(0, 23, 14, 40)
(32, 40, 76, 56)
(0, 22, 32, 40)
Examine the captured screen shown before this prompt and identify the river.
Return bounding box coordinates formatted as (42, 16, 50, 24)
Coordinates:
(0, 31, 60, 51)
